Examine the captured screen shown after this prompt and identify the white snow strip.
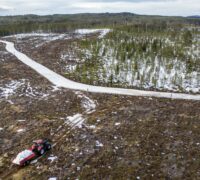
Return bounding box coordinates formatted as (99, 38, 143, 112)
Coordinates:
(0, 40, 200, 101)
(4, 33, 70, 48)
(0, 127, 3, 131)
(4, 33, 66, 40)
(5, 33, 54, 39)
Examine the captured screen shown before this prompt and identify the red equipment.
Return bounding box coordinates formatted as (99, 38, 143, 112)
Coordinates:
(12, 139, 51, 166)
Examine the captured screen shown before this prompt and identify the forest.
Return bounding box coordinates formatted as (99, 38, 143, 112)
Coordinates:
(0, 13, 200, 36)
(56, 16, 200, 93)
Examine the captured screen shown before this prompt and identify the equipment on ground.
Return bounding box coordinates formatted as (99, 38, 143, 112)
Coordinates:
(12, 139, 51, 166)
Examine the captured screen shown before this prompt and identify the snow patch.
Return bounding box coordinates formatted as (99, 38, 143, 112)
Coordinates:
(96, 140, 103, 147)
(17, 120, 26, 122)
(88, 125, 96, 129)
(66, 114, 85, 128)
(0, 79, 50, 101)
(5, 33, 54, 39)
(0, 80, 24, 99)
(76, 92, 96, 114)
(48, 155, 58, 163)
(75, 29, 111, 38)
(99, 29, 111, 38)
(4, 33, 70, 48)
(115, 122, 121, 126)
(17, 129, 25, 133)
(64, 92, 96, 129)
(48, 178, 57, 180)
(52, 85, 60, 92)
(22, 81, 50, 99)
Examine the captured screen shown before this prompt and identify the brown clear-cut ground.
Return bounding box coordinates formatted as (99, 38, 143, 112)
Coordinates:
(0, 37, 199, 179)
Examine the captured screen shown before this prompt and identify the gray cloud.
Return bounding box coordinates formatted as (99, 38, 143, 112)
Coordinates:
(0, 0, 199, 16)
(0, 8, 8, 12)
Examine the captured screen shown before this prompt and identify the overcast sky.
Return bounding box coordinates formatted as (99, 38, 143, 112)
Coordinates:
(0, 0, 199, 16)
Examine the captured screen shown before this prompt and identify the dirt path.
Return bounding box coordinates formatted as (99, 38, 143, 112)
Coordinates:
(1, 40, 200, 101)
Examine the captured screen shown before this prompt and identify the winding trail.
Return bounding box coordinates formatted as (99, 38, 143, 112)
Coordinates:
(1, 40, 200, 101)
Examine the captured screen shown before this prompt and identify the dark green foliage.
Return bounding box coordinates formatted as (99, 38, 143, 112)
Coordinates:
(182, 30, 193, 45)
(186, 59, 198, 73)
(161, 46, 174, 59)
(152, 39, 158, 52)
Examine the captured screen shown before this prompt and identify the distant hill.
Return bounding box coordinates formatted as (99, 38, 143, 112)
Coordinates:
(187, 15, 200, 18)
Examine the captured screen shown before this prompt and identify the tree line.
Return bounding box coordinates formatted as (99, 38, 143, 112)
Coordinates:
(0, 13, 199, 36)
